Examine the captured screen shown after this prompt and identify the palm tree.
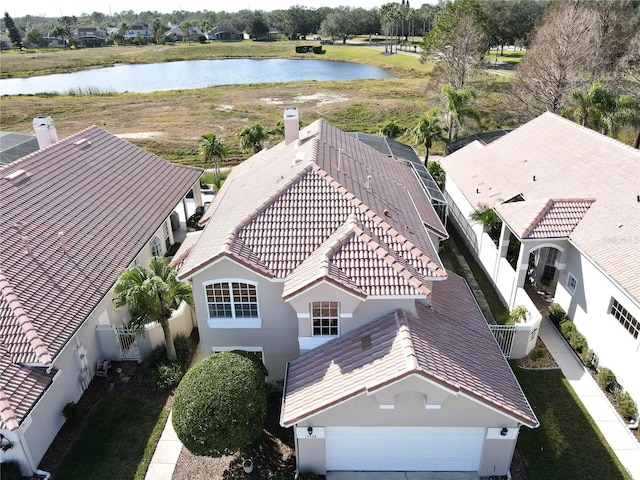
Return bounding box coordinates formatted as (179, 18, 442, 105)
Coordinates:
(113, 257, 193, 361)
(199, 133, 228, 176)
(440, 84, 480, 143)
(239, 123, 267, 153)
(412, 108, 445, 163)
(615, 95, 640, 149)
(469, 203, 501, 245)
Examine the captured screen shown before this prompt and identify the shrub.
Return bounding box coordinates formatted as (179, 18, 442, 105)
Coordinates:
(0, 462, 23, 480)
(614, 390, 638, 420)
(172, 351, 268, 457)
(597, 367, 617, 392)
(62, 401, 77, 420)
(272, 470, 293, 480)
(143, 333, 196, 390)
(508, 305, 529, 325)
(299, 474, 321, 480)
(548, 303, 567, 326)
(560, 320, 576, 340)
(151, 363, 183, 391)
(378, 118, 405, 139)
(569, 330, 587, 353)
(580, 348, 594, 367)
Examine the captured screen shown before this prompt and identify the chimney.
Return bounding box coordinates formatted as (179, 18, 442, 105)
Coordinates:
(33, 116, 58, 150)
(284, 108, 299, 146)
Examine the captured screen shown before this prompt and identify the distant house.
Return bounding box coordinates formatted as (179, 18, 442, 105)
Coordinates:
(207, 25, 244, 41)
(174, 108, 538, 477)
(72, 26, 107, 46)
(0, 33, 11, 50)
(0, 117, 202, 476)
(125, 23, 152, 39)
(165, 25, 204, 42)
(441, 111, 640, 405)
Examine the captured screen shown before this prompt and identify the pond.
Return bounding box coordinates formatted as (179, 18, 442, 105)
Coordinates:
(0, 58, 392, 96)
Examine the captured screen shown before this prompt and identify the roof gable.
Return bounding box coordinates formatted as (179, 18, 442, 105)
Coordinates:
(281, 273, 538, 428)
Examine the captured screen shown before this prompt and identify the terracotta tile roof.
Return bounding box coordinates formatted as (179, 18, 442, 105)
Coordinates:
(0, 126, 202, 429)
(281, 273, 538, 428)
(521, 199, 595, 239)
(179, 120, 446, 298)
(441, 112, 640, 302)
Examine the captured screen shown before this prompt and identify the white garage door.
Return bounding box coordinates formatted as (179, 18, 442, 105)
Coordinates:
(325, 426, 484, 471)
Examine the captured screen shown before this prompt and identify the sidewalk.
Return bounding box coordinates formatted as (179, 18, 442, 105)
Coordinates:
(538, 317, 640, 479)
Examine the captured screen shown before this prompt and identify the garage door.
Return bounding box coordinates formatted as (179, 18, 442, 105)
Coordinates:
(325, 426, 484, 471)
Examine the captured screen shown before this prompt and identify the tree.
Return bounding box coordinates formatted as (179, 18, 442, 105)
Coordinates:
(320, 8, 356, 44)
(152, 18, 167, 44)
(479, 0, 546, 53)
(440, 84, 480, 143)
(58, 15, 77, 47)
(172, 351, 268, 457)
(469, 203, 501, 243)
(199, 133, 228, 176)
(380, 3, 402, 53)
(427, 161, 446, 189)
(50, 25, 66, 46)
(26, 29, 47, 48)
(180, 20, 196, 44)
(247, 12, 269, 40)
(616, 31, 640, 148)
(113, 257, 193, 362)
(4, 12, 23, 49)
(239, 123, 267, 153)
(420, 0, 487, 88)
(412, 108, 446, 163)
(378, 118, 405, 139)
(510, 3, 601, 116)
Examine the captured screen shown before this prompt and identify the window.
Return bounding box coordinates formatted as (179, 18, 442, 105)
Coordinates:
(206, 282, 258, 319)
(150, 236, 162, 257)
(610, 298, 639, 339)
(566, 274, 578, 295)
(163, 221, 171, 249)
(312, 301, 339, 336)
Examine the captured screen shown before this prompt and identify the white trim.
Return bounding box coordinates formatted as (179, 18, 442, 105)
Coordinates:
(208, 317, 261, 329)
(284, 279, 366, 302)
(296, 313, 310, 318)
(425, 404, 442, 410)
(527, 243, 565, 253)
(554, 262, 566, 270)
(368, 295, 427, 300)
(339, 312, 353, 318)
(180, 255, 276, 281)
(299, 335, 336, 350)
(379, 404, 395, 410)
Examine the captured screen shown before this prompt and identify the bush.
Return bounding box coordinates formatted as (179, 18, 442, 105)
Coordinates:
(560, 320, 576, 339)
(143, 333, 196, 390)
(580, 348, 594, 367)
(62, 401, 77, 420)
(597, 367, 617, 392)
(568, 330, 587, 353)
(172, 351, 268, 457)
(0, 462, 23, 480)
(614, 390, 638, 420)
(508, 305, 529, 325)
(299, 474, 321, 480)
(549, 303, 567, 326)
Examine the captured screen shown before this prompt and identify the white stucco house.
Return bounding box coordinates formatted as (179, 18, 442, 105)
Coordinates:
(175, 108, 538, 476)
(441, 111, 640, 405)
(0, 118, 202, 476)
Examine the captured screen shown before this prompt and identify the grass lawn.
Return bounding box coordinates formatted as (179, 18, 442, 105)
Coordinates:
(515, 367, 631, 480)
(53, 393, 169, 480)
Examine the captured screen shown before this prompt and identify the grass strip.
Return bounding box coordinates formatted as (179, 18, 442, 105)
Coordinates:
(514, 367, 631, 480)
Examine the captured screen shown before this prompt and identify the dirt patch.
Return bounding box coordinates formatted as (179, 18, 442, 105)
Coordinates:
(260, 93, 349, 107)
(115, 132, 164, 139)
(517, 337, 558, 370)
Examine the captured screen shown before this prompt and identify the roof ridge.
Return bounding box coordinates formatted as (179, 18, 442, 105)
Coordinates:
(0, 271, 53, 365)
(396, 311, 419, 372)
(320, 214, 358, 278)
(0, 386, 19, 431)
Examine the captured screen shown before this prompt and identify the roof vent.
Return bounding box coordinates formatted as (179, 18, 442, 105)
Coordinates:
(365, 175, 372, 189)
(293, 151, 305, 165)
(284, 107, 299, 146)
(361, 335, 372, 350)
(383, 209, 391, 217)
(4, 169, 30, 185)
(73, 138, 91, 148)
(337, 149, 343, 172)
(32, 116, 58, 150)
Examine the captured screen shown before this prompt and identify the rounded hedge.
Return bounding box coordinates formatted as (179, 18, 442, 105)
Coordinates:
(172, 351, 267, 457)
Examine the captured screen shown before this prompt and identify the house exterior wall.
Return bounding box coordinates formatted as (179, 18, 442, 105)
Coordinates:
(189, 258, 299, 382)
(554, 245, 640, 403)
(293, 375, 521, 476)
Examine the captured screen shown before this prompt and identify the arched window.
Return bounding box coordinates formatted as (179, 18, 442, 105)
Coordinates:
(206, 281, 258, 319)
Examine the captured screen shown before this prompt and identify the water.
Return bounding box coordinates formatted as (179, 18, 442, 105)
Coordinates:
(0, 59, 392, 96)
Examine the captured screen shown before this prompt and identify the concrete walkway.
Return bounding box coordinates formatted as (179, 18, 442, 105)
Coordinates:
(538, 317, 640, 479)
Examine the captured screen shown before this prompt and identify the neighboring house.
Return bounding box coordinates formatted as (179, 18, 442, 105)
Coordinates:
(125, 23, 152, 39)
(71, 26, 107, 46)
(0, 117, 202, 476)
(0, 33, 11, 50)
(165, 25, 204, 42)
(176, 108, 538, 476)
(207, 25, 244, 41)
(441, 111, 640, 405)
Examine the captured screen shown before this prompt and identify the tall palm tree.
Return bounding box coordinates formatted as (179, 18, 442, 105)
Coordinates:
(615, 95, 640, 149)
(113, 257, 193, 361)
(440, 84, 480, 143)
(239, 123, 267, 153)
(412, 108, 445, 163)
(199, 133, 228, 176)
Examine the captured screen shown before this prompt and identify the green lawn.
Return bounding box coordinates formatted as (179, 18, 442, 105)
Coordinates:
(53, 393, 169, 480)
(515, 367, 631, 480)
